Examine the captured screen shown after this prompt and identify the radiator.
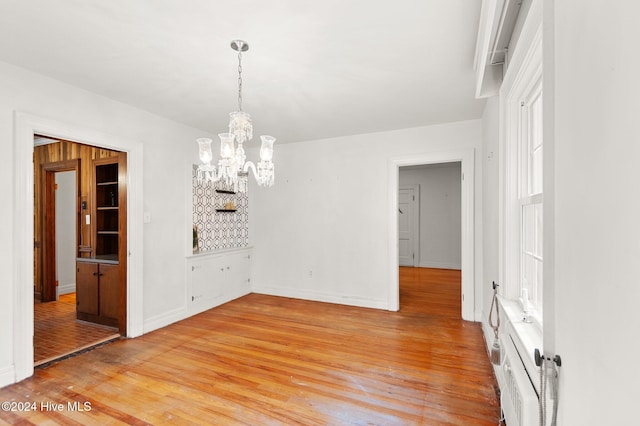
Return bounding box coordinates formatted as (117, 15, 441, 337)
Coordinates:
(500, 332, 539, 426)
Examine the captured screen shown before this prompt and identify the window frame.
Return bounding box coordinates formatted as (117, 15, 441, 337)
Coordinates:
(499, 22, 543, 327)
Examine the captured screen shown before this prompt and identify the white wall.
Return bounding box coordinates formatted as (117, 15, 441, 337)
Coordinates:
(399, 164, 462, 269)
(481, 96, 499, 341)
(0, 60, 208, 387)
(249, 120, 483, 311)
(547, 1, 640, 423)
(55, 171, 77, 296)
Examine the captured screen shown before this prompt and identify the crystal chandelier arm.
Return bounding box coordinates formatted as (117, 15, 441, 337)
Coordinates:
(242, 160, 275, 187)
(243, 161, 259, 181)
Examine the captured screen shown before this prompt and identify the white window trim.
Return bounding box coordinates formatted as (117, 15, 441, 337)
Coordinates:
(499, 1, 543, 330)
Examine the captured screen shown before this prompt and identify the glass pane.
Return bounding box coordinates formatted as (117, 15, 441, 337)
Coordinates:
(535, 258, 543, 310)
(531, 94, 543, 150)
(531, 145, 543, 195)
(522, 204, 534, 253)
(535, 203, 543, 258)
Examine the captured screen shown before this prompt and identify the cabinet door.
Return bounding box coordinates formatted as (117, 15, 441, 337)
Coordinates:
(98, 263, 119, 320)
(76, 263, 99, 315)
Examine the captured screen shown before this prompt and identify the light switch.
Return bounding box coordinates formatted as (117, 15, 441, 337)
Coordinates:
(85, 214, 90, 225)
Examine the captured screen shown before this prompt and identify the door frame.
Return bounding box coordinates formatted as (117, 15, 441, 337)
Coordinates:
(388, 149, 475, 320)
(40, 159, 81, 302)
(13, 112, 144, 384)
(398, 184, 419, 267)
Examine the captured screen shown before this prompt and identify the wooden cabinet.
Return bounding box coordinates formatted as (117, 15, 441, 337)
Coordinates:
(83, 155, 125, 333)
(76, 261, 119, 328)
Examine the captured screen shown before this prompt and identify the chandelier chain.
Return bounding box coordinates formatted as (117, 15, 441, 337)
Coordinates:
(237, 51, 243, 111)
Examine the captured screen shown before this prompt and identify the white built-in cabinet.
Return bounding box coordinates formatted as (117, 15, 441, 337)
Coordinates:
(186, 247, 252, 315)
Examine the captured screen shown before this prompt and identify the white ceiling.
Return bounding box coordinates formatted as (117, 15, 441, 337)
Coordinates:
(0, 0, 484, 144)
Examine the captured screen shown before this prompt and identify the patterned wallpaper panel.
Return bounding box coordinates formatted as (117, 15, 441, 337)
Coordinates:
(192, 166, 249, 253)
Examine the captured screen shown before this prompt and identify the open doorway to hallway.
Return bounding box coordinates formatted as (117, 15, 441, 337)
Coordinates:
(33, 135, 124, 365)
(398, 163, 462, 315)
(399, 163, 462, 270)
(388, 150, 475, 320)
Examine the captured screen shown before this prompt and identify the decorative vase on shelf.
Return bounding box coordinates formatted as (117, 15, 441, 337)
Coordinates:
(192, 226, 199, 253)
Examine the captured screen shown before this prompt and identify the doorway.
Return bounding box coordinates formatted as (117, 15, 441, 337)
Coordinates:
(33, 136, 124, 365)
(399, 164, 462, 270)
(13, 112, 143, 384)
(55, 171, 77, 300)
(37, 158, 80, 303)
(388, 150, 475, 320)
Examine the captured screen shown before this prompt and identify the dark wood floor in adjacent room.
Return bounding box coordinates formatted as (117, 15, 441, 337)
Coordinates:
(33, 293, 120, 366)
(0, 267, 499, 425)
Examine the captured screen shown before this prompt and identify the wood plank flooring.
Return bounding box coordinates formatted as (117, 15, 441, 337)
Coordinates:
(1, 268, 499, 425)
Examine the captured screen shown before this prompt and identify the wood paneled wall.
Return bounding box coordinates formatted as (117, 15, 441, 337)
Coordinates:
(33, 139, 121, 299)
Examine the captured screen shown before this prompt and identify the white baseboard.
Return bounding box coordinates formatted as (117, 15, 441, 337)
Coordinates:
(188, 288, 251, 317)
(143, 288, 251, 334)
(252, 285, 388, 310)
(57, 282, 76, 295)
(0, 365, 15, 388)
(143, 305, 188, 334)
(418, 260, 461, 270)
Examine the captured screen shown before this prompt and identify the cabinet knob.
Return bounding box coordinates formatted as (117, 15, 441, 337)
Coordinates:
(93, 272, 98, 276)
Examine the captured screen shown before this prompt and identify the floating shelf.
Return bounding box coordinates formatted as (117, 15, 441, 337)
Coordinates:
(215, 189, 236, 194)
(216, 209, 237, 213)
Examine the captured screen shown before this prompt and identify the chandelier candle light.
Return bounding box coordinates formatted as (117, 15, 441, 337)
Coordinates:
(196, 40, 275, 193)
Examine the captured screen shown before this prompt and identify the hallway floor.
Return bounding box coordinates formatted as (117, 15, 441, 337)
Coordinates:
(34, 293, 120, 366)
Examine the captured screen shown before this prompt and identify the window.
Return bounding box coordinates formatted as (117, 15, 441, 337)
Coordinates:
(519, 81, 543, 313)
(500, 22, 543, 325)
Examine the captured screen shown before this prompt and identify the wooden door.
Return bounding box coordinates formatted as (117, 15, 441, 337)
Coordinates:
(399, 186, 418, 266)
(76, 262, 98, 315)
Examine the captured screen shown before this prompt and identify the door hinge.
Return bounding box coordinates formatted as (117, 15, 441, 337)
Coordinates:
(413, 195, 415, 201)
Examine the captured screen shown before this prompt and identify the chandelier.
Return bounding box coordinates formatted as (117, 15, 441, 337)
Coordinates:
(196, 40, 275, 193)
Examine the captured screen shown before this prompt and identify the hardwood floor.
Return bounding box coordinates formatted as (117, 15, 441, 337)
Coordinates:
(1, 268, 499, 425)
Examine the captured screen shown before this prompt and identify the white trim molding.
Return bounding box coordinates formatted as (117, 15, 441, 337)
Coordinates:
(388, 149, 476, 321)
(498, 0, 542, 300)
(12, 112, 144, 385)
